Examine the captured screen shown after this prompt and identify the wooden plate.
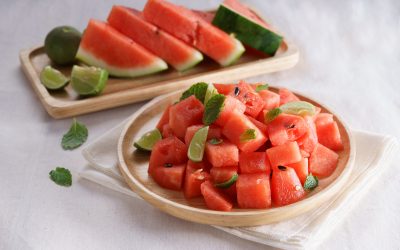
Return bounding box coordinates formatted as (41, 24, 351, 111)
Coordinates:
(117, 88, 355, 227)
(19, 41, 298, 119)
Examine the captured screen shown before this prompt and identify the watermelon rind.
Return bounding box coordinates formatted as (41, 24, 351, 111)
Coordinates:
(175, 50, 204, 71)
(218, 38, 245, 67)
(212, 4, 283, 56)
(76, 47, 168, 78)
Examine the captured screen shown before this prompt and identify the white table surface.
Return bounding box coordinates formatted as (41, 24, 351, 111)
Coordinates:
(1, 0, 399, 249)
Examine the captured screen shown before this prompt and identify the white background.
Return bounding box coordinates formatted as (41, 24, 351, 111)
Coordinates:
(1, 0, 399, 249)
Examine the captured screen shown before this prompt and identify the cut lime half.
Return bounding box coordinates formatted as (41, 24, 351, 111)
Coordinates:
(204, 83, 219, 104)
(280, 101, 316, 116)
(71, 65, 108, 96)
(188, 126, 209, 162)
(133, 128, 162, 151)
(40, 66, 69, 90)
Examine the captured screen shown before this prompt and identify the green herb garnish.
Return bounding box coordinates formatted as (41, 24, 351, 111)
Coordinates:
(203, 94, 225, 125)
(240, 129, 256, 142)
(304, 174, 319, 191)
(255, 84, 269, 92)
(49, 167, 72, 186)
(265, 108, 282, 123)
(180, 82, 208, 103)
(215, 173, 238, 189)
(209, 138, 223, 145)
(61, 118, 88, 150)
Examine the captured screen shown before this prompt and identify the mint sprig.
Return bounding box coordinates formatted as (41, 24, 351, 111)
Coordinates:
(180, 82, 208, 103)
(304, 174, 319, 191)
(240, 129, 257, 142)
(255, 84, 269, 92)
(209, 138, 223, 145)
(265, 108, 282, 123)
(61, 118, 88, 150)
(203, 94, 225, 125)
(49, 167, 72, 186)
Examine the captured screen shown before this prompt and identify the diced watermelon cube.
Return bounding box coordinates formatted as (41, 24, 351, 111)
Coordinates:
(258, 89, 280, 110)
(247, 116, 268, 136)
(236, 173, 271, 209)
(183, 160, 210, 198)
(169, 95, 204, 139)
(287, 158, 308, 184)
(213, 83, 236, 95)
(296, 116, 318, 153)
(214, 95, 246, 127)
(230, 81, 264, 118)
(239, 152, 271, 174)
(316, 121, 343, 151)
(162, 124, 174, 138)
(309, 143, 339, 178)
(184, 125, 222, 145)
(149, 136, 187, 173)
(205, 141, 239, 167)
(267, 113, 308, 146)
(151, 163, 186, 190)
(266, 141, 302, 167)
(279, 88, 300, 105)
(156, 105, 171, 133)
(210, 166, 238, 183)
(271, 166, 305, 206)
(314, 113, 334, 125)
(201, 180, 233, 211)
(222, 112, 267, 152)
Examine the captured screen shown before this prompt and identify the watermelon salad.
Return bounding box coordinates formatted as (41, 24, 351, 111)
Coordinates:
(134, 81, 344, 211)
(74, 0, 283, 77)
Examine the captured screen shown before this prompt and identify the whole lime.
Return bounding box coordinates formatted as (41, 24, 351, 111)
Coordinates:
(44, 26, 81, 65)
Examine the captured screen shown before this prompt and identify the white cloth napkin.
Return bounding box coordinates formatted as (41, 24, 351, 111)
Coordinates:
(79, 117, 398, 250)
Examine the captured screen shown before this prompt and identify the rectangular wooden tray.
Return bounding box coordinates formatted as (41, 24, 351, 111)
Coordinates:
(19, 41, 298, 119)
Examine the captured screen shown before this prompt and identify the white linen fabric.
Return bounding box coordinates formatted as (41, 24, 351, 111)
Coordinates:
(80, 118, 398, 250)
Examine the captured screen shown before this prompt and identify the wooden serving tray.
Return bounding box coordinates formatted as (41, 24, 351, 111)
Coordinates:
(19, 41, 299, 119)
(117, 88, 355, 227)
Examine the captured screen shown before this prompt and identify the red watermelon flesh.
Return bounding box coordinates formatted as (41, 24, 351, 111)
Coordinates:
(143, 0, 245, 66)
(76, 19, 167, 77)
(183, 161, 210, 199)
(239, 151, 271, 174)
(210, 166, 238, 183)
(267, 113, 308, 146)
(151, 163, 186, 190)
(169, 95, 204, 139)
(247, 116, 268, 136)
(279, 88, 300, 105)
(161, 124, 174, 138)
(214, 96, 246, 127)
(192, 10, 215, 23)
(156, 105, 171, 133)
(222, 112, 267, 152)
(148, 136, 187, 173)
(108, 6, 203, 71)
(309, 143, 339, 178)
(266, 141, 302, 168)
(316, 121, 343, 151)
(205, 141, 239, 167)
(229, 81, 264, 118)
(184, 125, 222, 145)
(223, 0, 271, 29)
(258, 89, 280, 111)
(237, 173, 271, 209)
(296, 116, 318, 153)
(213, 83, 236, 95)
(314, 113, 334, 126)
(271, 166, 305, 206)
(201, 181, 233, 211)
(287, 158, 308, 184)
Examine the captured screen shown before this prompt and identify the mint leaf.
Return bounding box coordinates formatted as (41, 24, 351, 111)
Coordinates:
(180, 82, 208, 103)
(255, 84, 269, 92)
(240, 129, 256, 142)
(265, 108, 282, 123)
(203, 94, 225, 125)
(49, 167, 72, 186)
(304, 174, 319, 191)
(61, 118, 88, 150)
(209, 138, 223, 145)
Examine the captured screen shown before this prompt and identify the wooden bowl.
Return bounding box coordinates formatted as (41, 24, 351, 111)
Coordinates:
(117, 88, 355, 227)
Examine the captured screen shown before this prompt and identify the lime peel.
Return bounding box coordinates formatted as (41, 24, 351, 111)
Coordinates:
(134, 128, 162, 151)
(188, 126, 209, 162)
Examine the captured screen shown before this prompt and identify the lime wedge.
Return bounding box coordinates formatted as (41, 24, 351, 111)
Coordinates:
(40, 66, 69, 90)
(280, 101, 316, 116)
(215, 173, 238, 189)
(188, 126, 209, 162)
(133, 128, 162, 151)
(71, 65, 108, 96)
(204, 83, 219, 104)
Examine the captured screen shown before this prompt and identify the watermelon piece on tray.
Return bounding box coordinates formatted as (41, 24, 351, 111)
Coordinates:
(205, 141, 239, 167)
(267, 113, 308, 146)
(151, 163, 186, 190)
(266, 141, 302, 168)
(239, 152, 271, 174)
(148, 136, 187, 173)
(212, 0, 283, 55)
(271, 166, 305, 206)
(309, 143, 339, 178)
(108, 6, 203, 71)
(214, 96, 246, 127)
(237, 173, 271, 209)
(76, 19, 168, 77)
(201, 181, 233, 211)
(143, 0, 245, 66)
(184, 161, 209, 199)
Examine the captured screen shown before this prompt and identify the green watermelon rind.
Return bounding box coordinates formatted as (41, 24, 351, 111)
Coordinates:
(175, 50, 204, 71)
(76, 47, 168, 78)
(218, 37, 245, 66)
(212, 4, 283, 56)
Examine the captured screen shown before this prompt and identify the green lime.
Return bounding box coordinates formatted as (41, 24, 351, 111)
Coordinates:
(188, 126, 209, 162)
(71, 65, 108, 96)
(280, 101, 316, 116)
(204, 83, 219, 104)
(39, 66, 69, 90)
(44, 26, 81, 65)
(133, 129, 162, 151)
(215, 173, 238, 189)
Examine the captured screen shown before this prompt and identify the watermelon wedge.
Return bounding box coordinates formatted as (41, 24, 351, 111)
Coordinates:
(107, 6, 203, 71)
(76, 19, 168, 77)
(143, 0, 245, 66)
(212, 0, 283, 55)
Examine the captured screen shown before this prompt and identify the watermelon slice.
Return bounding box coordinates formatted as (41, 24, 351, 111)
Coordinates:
(143, 0, 245, 66)
(76, 19, 168, 77)
(107, 6, 203, 71)
(212, 0, 283, 55)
